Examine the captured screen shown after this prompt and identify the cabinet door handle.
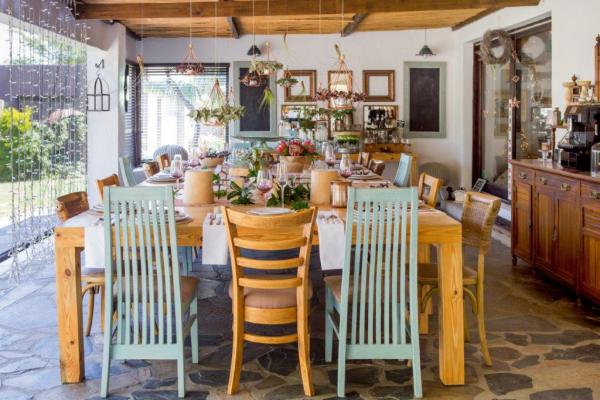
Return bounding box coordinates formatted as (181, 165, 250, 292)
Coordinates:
(590, 190, 600, 199)
(552, 227, 557, 242)
(561, 183, 571, 191)
(519, 172, 527, 179)
(539, 177, 548, 185)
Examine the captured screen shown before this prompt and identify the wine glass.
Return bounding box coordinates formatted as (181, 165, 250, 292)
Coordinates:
(276, 163, 288, 207)
(171, 158, 184, 190)
(256, 168, 273, 207)
(323, 142, 336, 168)
(339, 153, 353, 179)
(189, 147, 199, 168)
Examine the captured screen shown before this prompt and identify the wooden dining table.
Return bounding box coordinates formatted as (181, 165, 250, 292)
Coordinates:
(54, 198, 464, 387)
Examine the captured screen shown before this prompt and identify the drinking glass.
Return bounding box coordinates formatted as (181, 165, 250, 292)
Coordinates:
(189, 147, 199, 168)
(171, 158, 184, 190)
(276, 163, 288, 206)
(339, 153, 353, 179)
(256, 168, 273, 207)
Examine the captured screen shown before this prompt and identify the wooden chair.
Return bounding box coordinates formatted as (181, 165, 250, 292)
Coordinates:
(358, 152, 371, 168)
(324, 187, 422, 398)
(143, 161, 160, 178)
(119, 156, 137, 187)
(393, 153, 413, 187)
(56, 191, 105, 337)
(96, 174, 120, 201)
(100, 186, 199, 398)
(222, 207, 317, 396)
(368, 159, 386, 176)
(156, 153, 170, 170)
(418, 191, 501, 366)
(418, 173, 441, 207)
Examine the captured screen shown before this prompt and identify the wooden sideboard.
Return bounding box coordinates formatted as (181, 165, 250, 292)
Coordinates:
(511, 159, 600, 304)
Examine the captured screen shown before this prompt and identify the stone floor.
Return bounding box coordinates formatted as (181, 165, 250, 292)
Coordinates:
(1, 239, 600, 400)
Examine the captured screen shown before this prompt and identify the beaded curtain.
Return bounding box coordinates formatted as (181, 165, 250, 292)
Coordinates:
(0, 0, 88, 281)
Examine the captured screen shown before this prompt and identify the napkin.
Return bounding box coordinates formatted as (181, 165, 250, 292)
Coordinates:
(316, 211, 346, 271)
(84, 222, 106, 269)
(202, 213, 229, 265)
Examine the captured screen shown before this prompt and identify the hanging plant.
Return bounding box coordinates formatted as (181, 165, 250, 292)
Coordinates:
(260, 87, 275, 111)
(240, 70, 267, 87)
(478, 29, 515, 65)
(250, 59, 283, 76)
(176, 43, 205, 75)
(276, 69, 298, 88)
(189, 79, 245, 126)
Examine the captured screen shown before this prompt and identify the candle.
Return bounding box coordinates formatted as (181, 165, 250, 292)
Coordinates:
(183, 170, 214, 205)
(310, 169, 340, 205)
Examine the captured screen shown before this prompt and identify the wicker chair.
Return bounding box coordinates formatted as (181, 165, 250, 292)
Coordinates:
(143, 161, 160, 178)
(56, 191, 105, 337)
(152, 144, 188, 162)
(368, 159, 385, 175)
(417, 192, 501, 366)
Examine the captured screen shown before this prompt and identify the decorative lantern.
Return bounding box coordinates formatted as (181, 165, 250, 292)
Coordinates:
(87, 59, 110, 112)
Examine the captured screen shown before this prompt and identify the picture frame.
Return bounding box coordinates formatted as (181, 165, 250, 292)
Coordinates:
(403, 61, 447, 139)
(284, 70, 316, 102)
(363, 70, 395, 102)
(473, 178, 487, 192)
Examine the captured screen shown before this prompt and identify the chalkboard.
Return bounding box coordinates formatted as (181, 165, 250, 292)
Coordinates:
(403, 62, 446, 139)
(233, 62, 277, 137)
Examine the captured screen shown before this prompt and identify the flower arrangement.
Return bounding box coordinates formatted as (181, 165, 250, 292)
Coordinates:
(275, 139, 317, 157)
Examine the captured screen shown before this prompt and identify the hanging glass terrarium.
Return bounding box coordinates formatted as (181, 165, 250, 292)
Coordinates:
(315, 45, 365, 110)
(189, 79, 245, 127)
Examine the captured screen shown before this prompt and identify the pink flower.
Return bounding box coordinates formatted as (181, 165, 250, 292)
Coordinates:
(288, 142, 303, 156)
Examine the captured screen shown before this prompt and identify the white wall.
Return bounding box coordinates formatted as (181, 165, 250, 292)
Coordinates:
(86, 21, 127, 204)
(136, 30, 463, 186)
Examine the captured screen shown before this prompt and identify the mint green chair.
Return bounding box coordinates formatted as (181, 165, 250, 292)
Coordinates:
(324, 187, 422, 398)
(393, 153, 413, 187)
(100, 186, 199, 398)
(119, 156, 137, 187)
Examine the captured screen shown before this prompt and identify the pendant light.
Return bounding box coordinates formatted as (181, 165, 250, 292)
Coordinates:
(176, 0, 204, 75)
(416, 30, 436, 57)
(245, 0, 261, 56)
(242, 0, 267, 86)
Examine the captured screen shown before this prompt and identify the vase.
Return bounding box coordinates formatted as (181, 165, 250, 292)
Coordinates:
(201, 157, 224, 168)
(279, 155, 311, 173)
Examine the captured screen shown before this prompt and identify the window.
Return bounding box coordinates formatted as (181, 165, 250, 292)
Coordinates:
(124, 63, 140, 165)
(473, 21, 551, 200)
(139, 64, 229, 161)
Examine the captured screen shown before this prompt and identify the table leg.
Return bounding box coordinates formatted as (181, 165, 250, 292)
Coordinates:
(437, 241, 464, 385)
(55, 244, 85, 383)
(418, 244, 431, 334)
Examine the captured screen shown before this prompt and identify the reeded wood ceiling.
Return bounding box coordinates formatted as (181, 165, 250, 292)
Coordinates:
(76, 0, 540, 38)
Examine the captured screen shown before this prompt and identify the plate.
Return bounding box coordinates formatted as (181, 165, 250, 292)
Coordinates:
(348, 173, 379, 180)
(91, 204, 104, 212)
(247, 207, 293, 216)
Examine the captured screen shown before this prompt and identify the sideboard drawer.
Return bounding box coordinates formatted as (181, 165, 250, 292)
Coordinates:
(534, 172, 579, 194)
(582, 182, 600, 201)
(514, 166, 533, 184)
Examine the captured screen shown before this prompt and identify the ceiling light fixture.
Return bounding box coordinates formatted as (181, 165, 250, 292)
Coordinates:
(417, 30, 436, 57)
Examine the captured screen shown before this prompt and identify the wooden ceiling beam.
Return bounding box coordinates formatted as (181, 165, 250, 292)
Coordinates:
(227, 17, 240, 38)
(451, 7, 500, 30)
(341, 13, 368, 37)
(77, 0, 540, 20)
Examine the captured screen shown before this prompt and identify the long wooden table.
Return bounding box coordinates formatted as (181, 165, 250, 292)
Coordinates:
(54, 202, 464, 386)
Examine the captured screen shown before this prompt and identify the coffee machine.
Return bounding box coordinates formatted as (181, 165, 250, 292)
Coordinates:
(558, 104, 600, 170)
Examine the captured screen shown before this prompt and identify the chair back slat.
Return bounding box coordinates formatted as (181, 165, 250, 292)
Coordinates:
(341, 188, 419, 346)
(104, 186, 182, 347)
(393, 154, 413, 187)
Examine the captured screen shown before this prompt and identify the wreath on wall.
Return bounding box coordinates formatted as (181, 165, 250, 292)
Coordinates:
(478, 29, 515, 65)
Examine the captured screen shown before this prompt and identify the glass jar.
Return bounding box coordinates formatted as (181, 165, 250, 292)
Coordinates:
(591, 143, 600, 177)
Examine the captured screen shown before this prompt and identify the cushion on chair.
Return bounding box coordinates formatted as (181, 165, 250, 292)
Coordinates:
(113, 276, 199, 306)
(228, 276, 312, 309)
(417, 263, 477, 286)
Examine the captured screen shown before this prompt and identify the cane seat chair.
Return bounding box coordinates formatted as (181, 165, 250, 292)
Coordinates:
(324, 187, 423, 398)
(418, 191, 501, 366)
(222, 207, 317, 396)
(418, 173, 442, 207)
(56, 191, 105, 337)
(100, 186, 199, 398)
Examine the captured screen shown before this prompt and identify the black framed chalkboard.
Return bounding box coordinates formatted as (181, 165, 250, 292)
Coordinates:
(403, 62, 446, 139)
(233, 62, 277, 137)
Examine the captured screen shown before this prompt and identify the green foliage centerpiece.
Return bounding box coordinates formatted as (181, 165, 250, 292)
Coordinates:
(188, 79, 245, 127)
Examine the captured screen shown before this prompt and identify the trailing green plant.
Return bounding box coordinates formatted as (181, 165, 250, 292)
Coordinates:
(227, 181, 254, 205)
(259, 87, 275, 111)
(214, 189, 227, 199)
(188, 104, 245, 126)
(250, 60, 283, 75)
(267, 183, 310, 208)
(276, 76, 298, 88)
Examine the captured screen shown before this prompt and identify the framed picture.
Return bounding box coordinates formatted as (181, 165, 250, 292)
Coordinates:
(284, 70, 316, 102)
(363, 70, 395, 102)
(403, 61, 447, 139)
(473, 178, 487, 192)
(233, 61, 277, 137)
(281, 103, 317, 130)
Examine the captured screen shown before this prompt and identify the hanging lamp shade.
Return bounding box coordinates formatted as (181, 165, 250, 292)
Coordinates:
(247, 44, 261, 56)
(417, 44, 435, 57)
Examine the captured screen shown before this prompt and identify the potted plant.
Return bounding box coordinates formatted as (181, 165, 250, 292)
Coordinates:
(201, 150, 230, 168)
(275, 139, 317, 173)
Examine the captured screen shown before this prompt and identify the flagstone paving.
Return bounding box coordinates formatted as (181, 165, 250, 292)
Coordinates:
(0, 240, 600, 399)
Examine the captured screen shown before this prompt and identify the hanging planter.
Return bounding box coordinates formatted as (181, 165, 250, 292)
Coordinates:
(240, 70, 267, 87)
(276, 69, 298, 88)
(315, 45, 365, 110)
(189, 79, 245, 126)
(250, 59, 283, 77)
(176, 43, 205, 75)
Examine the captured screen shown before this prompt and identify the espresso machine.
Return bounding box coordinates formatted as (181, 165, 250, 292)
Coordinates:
(558, 104, 600, 170)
